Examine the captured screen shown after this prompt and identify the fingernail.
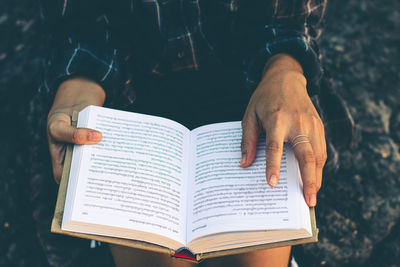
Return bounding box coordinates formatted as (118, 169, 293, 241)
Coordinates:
(240, 154, 247, 167)
(89, 130, 102, 141)
(269, 175, 278, 187)
(308, 194, 317, 207)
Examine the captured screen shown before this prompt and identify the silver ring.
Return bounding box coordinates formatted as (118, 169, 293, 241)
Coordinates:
(292, 140, 310, 148)
(291, 134, 308, 143)
(291, 134, 310, 148)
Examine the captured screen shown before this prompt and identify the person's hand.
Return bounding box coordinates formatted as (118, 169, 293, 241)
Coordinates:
(240, 54, 327, 207)
(47, 77, 106, 183)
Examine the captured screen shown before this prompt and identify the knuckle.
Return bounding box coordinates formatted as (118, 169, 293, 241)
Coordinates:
(241, 132, 257, 152)
(305, 181, 317, 191)
(315, 154, 327, 168)
(266, 141, 281, 153)
(301, 151, 316, 165)
(242, 115, 259, 137)
(72, 129, 84, 144)
(270, 110, 284, 122)
(322, 152, 328, 162)
(47, 121, 57, 137)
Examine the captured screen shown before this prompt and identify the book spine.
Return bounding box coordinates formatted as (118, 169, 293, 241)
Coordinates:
(171, 247, 198, 262)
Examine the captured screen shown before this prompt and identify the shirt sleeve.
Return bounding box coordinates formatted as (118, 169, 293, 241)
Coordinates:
(238, 0, 327, 95)
(40, 0, 121, 100)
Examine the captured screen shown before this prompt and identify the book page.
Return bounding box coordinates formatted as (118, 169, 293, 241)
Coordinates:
(63, 106, 190, 244)
(186, 122, 310, 242)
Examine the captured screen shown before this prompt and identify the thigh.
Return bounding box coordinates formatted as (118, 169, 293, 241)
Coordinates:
(109, 244, 196, 267)
(200, 246, 291, 267)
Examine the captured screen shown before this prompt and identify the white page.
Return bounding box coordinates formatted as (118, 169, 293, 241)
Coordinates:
(186, 122, 310, 242)
(63, 106, 190, 244)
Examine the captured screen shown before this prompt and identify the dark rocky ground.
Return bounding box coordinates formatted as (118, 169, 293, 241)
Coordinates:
(0, 1, 399, 266)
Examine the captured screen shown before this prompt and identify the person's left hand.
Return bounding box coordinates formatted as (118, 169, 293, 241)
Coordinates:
(240, 54, 327, 207)
(47, 77, 106, 183)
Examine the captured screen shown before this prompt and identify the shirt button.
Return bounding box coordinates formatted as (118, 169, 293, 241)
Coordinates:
(177, 51, 184, 58)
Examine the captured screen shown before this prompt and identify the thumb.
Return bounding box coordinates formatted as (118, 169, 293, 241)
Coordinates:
(48, 114, 102, 144)
(241, 112, 260, 168)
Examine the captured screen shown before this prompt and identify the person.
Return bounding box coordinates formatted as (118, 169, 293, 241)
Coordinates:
(40, 0, 328, 266)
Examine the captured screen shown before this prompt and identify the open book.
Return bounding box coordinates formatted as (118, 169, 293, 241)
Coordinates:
(52, 106, 318, 262)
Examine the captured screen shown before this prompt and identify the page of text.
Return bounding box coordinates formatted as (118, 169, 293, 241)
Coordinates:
(68, 106, 190, 244)
(187, 122, 305, 242)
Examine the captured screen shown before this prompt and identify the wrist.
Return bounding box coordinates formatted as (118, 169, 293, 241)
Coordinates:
(260, 54, 307, 91)
(262, 54, 304, 77)
(52, 77, 106, 109)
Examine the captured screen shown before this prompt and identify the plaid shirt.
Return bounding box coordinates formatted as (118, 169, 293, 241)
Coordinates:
(40, 0, 327, 102)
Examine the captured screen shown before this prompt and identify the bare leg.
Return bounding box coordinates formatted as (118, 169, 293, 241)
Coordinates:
(109, 244, 196, 267)
(200, 246, 291, 267)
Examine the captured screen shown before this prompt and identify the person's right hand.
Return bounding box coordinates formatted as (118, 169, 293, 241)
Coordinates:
(47, 77, 106, 183)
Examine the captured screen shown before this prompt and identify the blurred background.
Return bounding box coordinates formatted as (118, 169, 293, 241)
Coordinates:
(0, 0, 399, 266)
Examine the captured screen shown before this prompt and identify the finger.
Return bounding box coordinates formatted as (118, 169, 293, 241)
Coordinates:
(48, 119, 102, 144)
(264, 128, 284, 187)
(309, 124, 326, 192)
(49, 144, 67, 184)
(316, 124, 328, 192)
(293, 141, 317, 207)
(241, 111, 260, 167)
(51, 159, 62, 184)
(319, 122, 328, 190)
